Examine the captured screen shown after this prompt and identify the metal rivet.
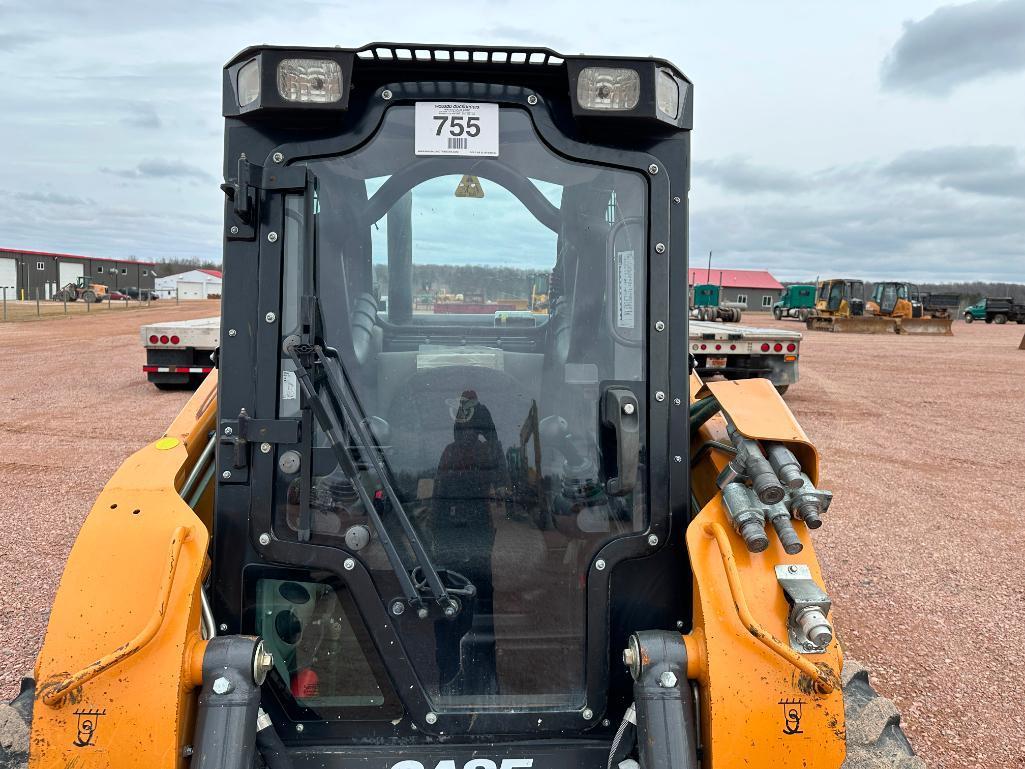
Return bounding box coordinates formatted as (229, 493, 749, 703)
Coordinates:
(272, 151, 284, 163)
(527, 94, 538, 105)
(221, 470, 231, 480)
(648, 534, 659, 547)
(260, 442, 272, 454)
(595, 558, 606, 571)
(258, 532, 271, 546)
(343, 558, 355, 571)
(382, 89, 393, 100)
(655, 391, 665, 402)
(265, 312, 276, 323)
(673, 196, 681, 204)
(648, 163, 659, 175)
(295, 724, 304, 733)
(655, 320, 665, 332)
(425, 712, 438, 725)
(622, 402, 635, 415)
(228, 328, 237, 337)
(218, 623, 228, 632)
(582, 708, 594, 721)
(229, 225, 239, 235)
(224, 426, 233, 435)
(602, 718, 611, 727)
(674, 455, 682, 463)
(212, 676, 232, 695)
(391, 601, 405, 616)
(655, 243, 666, 254)
(673, 398, 682, 406)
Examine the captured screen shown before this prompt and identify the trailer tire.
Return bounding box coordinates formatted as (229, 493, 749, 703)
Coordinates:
(994, 313, 1008, 325)
(963, 313, 973, 323)
(0, 678, 32, 769)
(773, 306, 783, 320)
(841, 660, 925, 769)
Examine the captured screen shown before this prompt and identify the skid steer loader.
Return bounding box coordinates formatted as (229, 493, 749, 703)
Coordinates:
(4, 44, 923, 769)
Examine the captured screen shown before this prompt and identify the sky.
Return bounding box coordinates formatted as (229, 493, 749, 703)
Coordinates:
(1, 0, 1023, 282)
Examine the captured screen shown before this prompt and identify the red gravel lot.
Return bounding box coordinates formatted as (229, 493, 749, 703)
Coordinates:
(1, 308, 1023, 768)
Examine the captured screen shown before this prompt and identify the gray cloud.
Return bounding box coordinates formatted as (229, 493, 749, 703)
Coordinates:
(120, 102, 162, 130)
(694, 156, 809, 194)
(18, 191, 93, 206)
(102, 159, 212, 183)
(881, 0, 1025, 95)
(883, 145, 1025, 199)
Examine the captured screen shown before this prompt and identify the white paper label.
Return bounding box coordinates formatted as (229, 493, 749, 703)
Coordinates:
(617, 250, 635, 328)
(415, 102, 499, 157)
(281, 369, 297, 400)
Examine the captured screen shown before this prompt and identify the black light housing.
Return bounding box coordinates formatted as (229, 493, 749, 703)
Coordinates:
(223, 47, 355, 117)
(566, 58, 692, 129)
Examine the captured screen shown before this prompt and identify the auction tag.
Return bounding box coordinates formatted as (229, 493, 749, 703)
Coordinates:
(281, 369, 297, 400)
(415, 102, 499, 157)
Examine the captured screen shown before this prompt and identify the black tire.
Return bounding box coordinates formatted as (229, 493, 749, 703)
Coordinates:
(774, 384, 789, 395)
(963, 313, 973, 323)
(154, 381, 193, 391)
(842, 660, 925, 769)
(82, 290, 96, 303)
(773, 306, 783, 320)
(994, 313, 1008, 325)
(0, 678, 33, 769)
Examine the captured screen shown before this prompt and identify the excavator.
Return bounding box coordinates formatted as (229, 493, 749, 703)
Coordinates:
(865, 282, 954, 335)
(3, 43, 922, 769)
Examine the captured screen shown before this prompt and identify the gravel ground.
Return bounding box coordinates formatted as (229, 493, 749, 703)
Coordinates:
(1, 308, 1023, 768)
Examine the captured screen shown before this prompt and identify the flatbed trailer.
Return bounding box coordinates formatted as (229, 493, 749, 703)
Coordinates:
(139, 316, 219, 389)
(688, 320, 801, 393)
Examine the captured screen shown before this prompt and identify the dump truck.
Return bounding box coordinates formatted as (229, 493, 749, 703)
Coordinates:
(772, 284, 815, 321)
(140, 316, 220, 389)
(964, 296, 1025, 324)
(866, 282, 954, 335)
(4, 42, 920, 769)
(690, 283, 742, 322)
(689, 320, 801, 394)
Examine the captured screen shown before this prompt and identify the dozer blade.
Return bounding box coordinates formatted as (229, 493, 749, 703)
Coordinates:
(805, 315, 899, 333)
(895, 317, 954, 335)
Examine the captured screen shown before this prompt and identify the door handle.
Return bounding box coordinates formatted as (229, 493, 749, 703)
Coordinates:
(601, 386, 640, 496)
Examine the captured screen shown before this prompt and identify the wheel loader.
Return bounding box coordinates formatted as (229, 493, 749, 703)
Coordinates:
(865, 282, 954, 336)
(53, 276, 107, 303)
(3, 44, 922, 769)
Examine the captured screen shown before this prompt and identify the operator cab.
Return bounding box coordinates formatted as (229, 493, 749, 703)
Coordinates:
(213, 44, 692, 750)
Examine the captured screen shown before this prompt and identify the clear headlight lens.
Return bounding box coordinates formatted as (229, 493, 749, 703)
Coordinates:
(576, 67, 640, 111)
(237, 59, 260, 107)
(656, 69, 680, 119)
(277, 58, 343, 103)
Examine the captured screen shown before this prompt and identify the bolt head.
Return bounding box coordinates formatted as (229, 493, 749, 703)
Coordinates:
(425, 711, 438, 724)
(673, 397, 682, 406)
(295, 724, 304, 733)
(788, 564, 800, 573)
(659, 671, 678, 688)
(673, 196, 682, 204)
(211, 676, 232, 695)
(224, 426, 233, 435)
(622, 402, 635, 415)
(648, 534, 659, 547)
(655, 320, 665, 331)
(272, 151, 284, 163)
(229, 225, 239, 235)
(265, 312, 276, 323)
(527, 94, 538, 105)
(674, 455, 683, 463)
(343, 558, 355, 571)
(655, 242, 666, 254)
(228, 328, 237, 337)
(218, 623, 228, 632)
(648, 163, 659, 174)
(258, 532, 271, 546)
(267, 231, 278, 243)
(582, 708, 594, 720)
(655, 391, 666, 402)
(260, 442, 272, 454)
(622, 647, 636, 667)
(595, 558, 606, 571)
(391, 601, 405, 616)
(382, 89, 393, 100)
(221, 470, 231, 480)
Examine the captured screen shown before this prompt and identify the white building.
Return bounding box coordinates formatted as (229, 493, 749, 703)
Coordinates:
(154, 268, 222, 300)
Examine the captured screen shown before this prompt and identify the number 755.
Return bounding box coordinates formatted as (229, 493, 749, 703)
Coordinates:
(434, 115, 481, 137)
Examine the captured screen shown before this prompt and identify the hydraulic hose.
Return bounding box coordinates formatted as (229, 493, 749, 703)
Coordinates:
(256, 709, 294, 769)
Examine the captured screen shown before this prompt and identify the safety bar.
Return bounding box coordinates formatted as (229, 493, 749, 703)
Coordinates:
(43, 526, 192, 707)
(702, 521, 835, 694)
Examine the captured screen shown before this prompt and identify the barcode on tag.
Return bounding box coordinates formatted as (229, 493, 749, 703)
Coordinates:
(617, 250, 635, 328)
(448, 137, 468, 150)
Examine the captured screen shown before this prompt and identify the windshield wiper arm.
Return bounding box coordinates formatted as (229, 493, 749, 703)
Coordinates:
(285, 341, 455, 618)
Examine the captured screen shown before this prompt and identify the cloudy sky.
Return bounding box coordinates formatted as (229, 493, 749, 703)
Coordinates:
(1, 0, 1023, 281)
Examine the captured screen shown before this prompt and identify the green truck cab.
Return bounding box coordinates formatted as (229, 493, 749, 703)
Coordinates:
(772, 284, 815, 321)
(690, 283, 742, 322)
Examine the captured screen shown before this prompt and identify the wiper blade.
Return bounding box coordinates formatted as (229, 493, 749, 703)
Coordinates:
(285, 341, 454, 618)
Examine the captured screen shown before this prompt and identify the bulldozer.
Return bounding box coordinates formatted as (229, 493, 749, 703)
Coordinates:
(865, 282, 954, 335)
(804, 278, 894, 333)
(3, 44, 922, 769)
(53, 276, 108, 303)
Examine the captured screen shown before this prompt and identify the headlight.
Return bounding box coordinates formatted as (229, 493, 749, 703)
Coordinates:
(655, 69, 679, 119)
(576, 67, 640, 111)
(236, 59, 260, 107)
(277, 58, 343, 104)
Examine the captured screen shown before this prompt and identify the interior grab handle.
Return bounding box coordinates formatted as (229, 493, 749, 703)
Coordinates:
(601, 387, 640, 496)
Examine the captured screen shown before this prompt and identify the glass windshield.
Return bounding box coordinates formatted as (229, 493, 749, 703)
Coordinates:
(271, 106, 647, 714)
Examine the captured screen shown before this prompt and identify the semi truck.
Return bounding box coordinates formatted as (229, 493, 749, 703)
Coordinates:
(772, 284, 815, 321)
